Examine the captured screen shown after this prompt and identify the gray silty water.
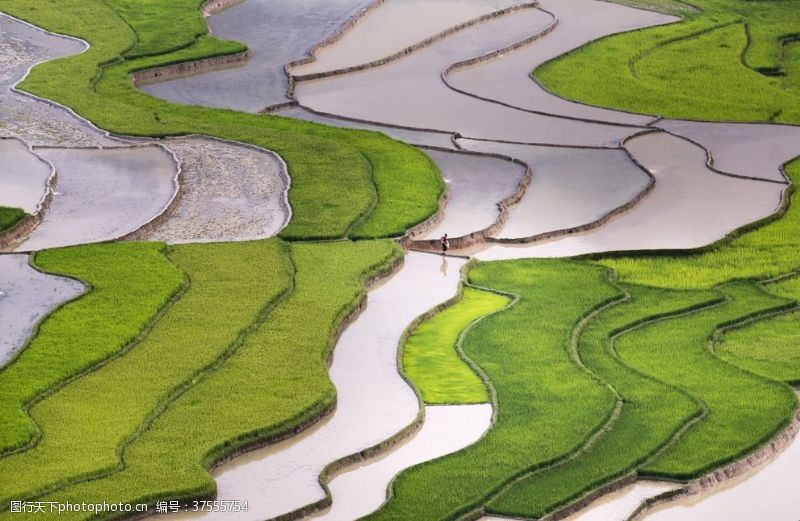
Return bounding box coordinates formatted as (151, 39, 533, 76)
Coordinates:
(457, 139, 651, 240)
(273, 106, 458, 148)
(170, 253, 467, 521)
(293, 0, 526, 76)
(0, 254, 85, 368)
(656, 119, 800, 183)
(15, 146, 177, 251)
(471, 132, 785, 259)
(419, 149, 527, 239)
(0, 13, 124, 148)
(447, 0, 674, 125)
(0, 138, 51, 213)
(140, 0, 374, 112)
(294, 7, 639, 146)
(142, 137, 289, 243)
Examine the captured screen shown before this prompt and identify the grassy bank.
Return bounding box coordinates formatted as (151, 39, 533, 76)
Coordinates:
(0, 241, 402, 519)
(536, 0, 800, 123)
(0, 242, 182, 455)
(367, 260, 620, 520)
(0, 241, 292, 509)
(0, 207, 28, 234)
(402, 287, 509, 405)
(0, 0, 443, 240)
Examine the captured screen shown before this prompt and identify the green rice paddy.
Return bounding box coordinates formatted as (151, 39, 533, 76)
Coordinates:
(0, 207, 28, 234)
(402, 287, 509, 405)
(536, 0, 800, 123)
(1, 0, 800, 519)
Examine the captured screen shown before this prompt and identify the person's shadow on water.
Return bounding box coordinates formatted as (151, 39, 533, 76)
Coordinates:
(440, 256, 448, 277)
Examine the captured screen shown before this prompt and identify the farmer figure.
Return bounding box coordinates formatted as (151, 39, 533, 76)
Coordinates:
(440, 233, 449, 254)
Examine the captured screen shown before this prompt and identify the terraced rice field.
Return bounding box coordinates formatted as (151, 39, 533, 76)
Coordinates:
(0, 0, 799, 519)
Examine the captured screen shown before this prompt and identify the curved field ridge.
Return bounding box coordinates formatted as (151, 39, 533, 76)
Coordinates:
(716, 275, 800, 385)
(13, 146, 178, 252)
(473, 132, 785, 260)
(138, 137, 291, 244)
(444, 0, 676, 126)
(293, 5, 638, 147)
(0, 240, 292, 510)
(138, 0, 376, 112)
(366, 259, 621, 520)
(0, 0, 444, 241)
(172, 251, 464, 521)
(0, 254, 85, 368)
(1, 241, 403, 521)
(319, 404, 493, 521)
(0, 242, 183, 455)
(534, 0, 800, 124)
(0, 139, 51, 215)
(403, 287, 508, 405)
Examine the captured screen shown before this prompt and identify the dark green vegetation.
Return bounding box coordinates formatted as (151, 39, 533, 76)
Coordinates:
(717, 275, 800, 385)
(0, 240, 401, 518)
(372, 160, 800, 519)
(0, 242, 182, 455)
(537, 0, 800, 123)
(0, 0, 443, 240)
(0, 207, 27, 233)
(368, 260, 623, 519)
(0, 240, 292, 509)
(402, 287, 509, 405)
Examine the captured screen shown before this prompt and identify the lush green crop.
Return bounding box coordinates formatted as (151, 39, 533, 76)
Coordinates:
(0, 0, 443, 240)
(0, 242, 182, 455)
(0, 241, 401, 520)
(0, 240, 292, 509)
(367, 260, 620, 520)
(616, 282, 797, 478)
(0, 207, 27, 233)
(599, 161, 799, 289)
(717, 275, 800, 384)
(536, 0, 800, 123)
(486, 283, 711, 517)
(403, 287, 509, 405)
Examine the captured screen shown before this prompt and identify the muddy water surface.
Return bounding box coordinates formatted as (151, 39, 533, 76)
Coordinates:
(469, 132, 784, 259)
(172, 252, 467, 521)
(418, 149, 526, 240)
(140, 0, 374, 112)
(0, 138, 51, 213)
(142, 137, 289, 243)
(294, 7, 638, 146)
(448, 0, 675, 125)
(0, 254, 84, 367)
(657, 120, 800, 183)
(294, 0, 525, 75)
(14, 147, 176, 251)
(644, 427, 800, 521)
(458, 139, 651, 240)
(273, 106, 458, 148)
(313, 404, 493, 520)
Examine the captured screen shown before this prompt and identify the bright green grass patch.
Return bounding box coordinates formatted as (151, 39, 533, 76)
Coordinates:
(618, 282, 797, 478)
(0, 240, 292, 509)
(486, 283, 711, 518)
(0, 242, 182, 455)
(717, 275, 800, 384)
(103, 0, 211, 58)
(403, 288, 509, 405)
(6, 241, 402, 519)
(0, 207, 27, 233)
(599, 160, 799, 289)
(537, 0, 800, 123)
(0, 0, 443, 240)
(367, 260, 619, 520)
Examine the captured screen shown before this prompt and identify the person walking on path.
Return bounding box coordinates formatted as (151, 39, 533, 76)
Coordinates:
(440, 233, 449, 254)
